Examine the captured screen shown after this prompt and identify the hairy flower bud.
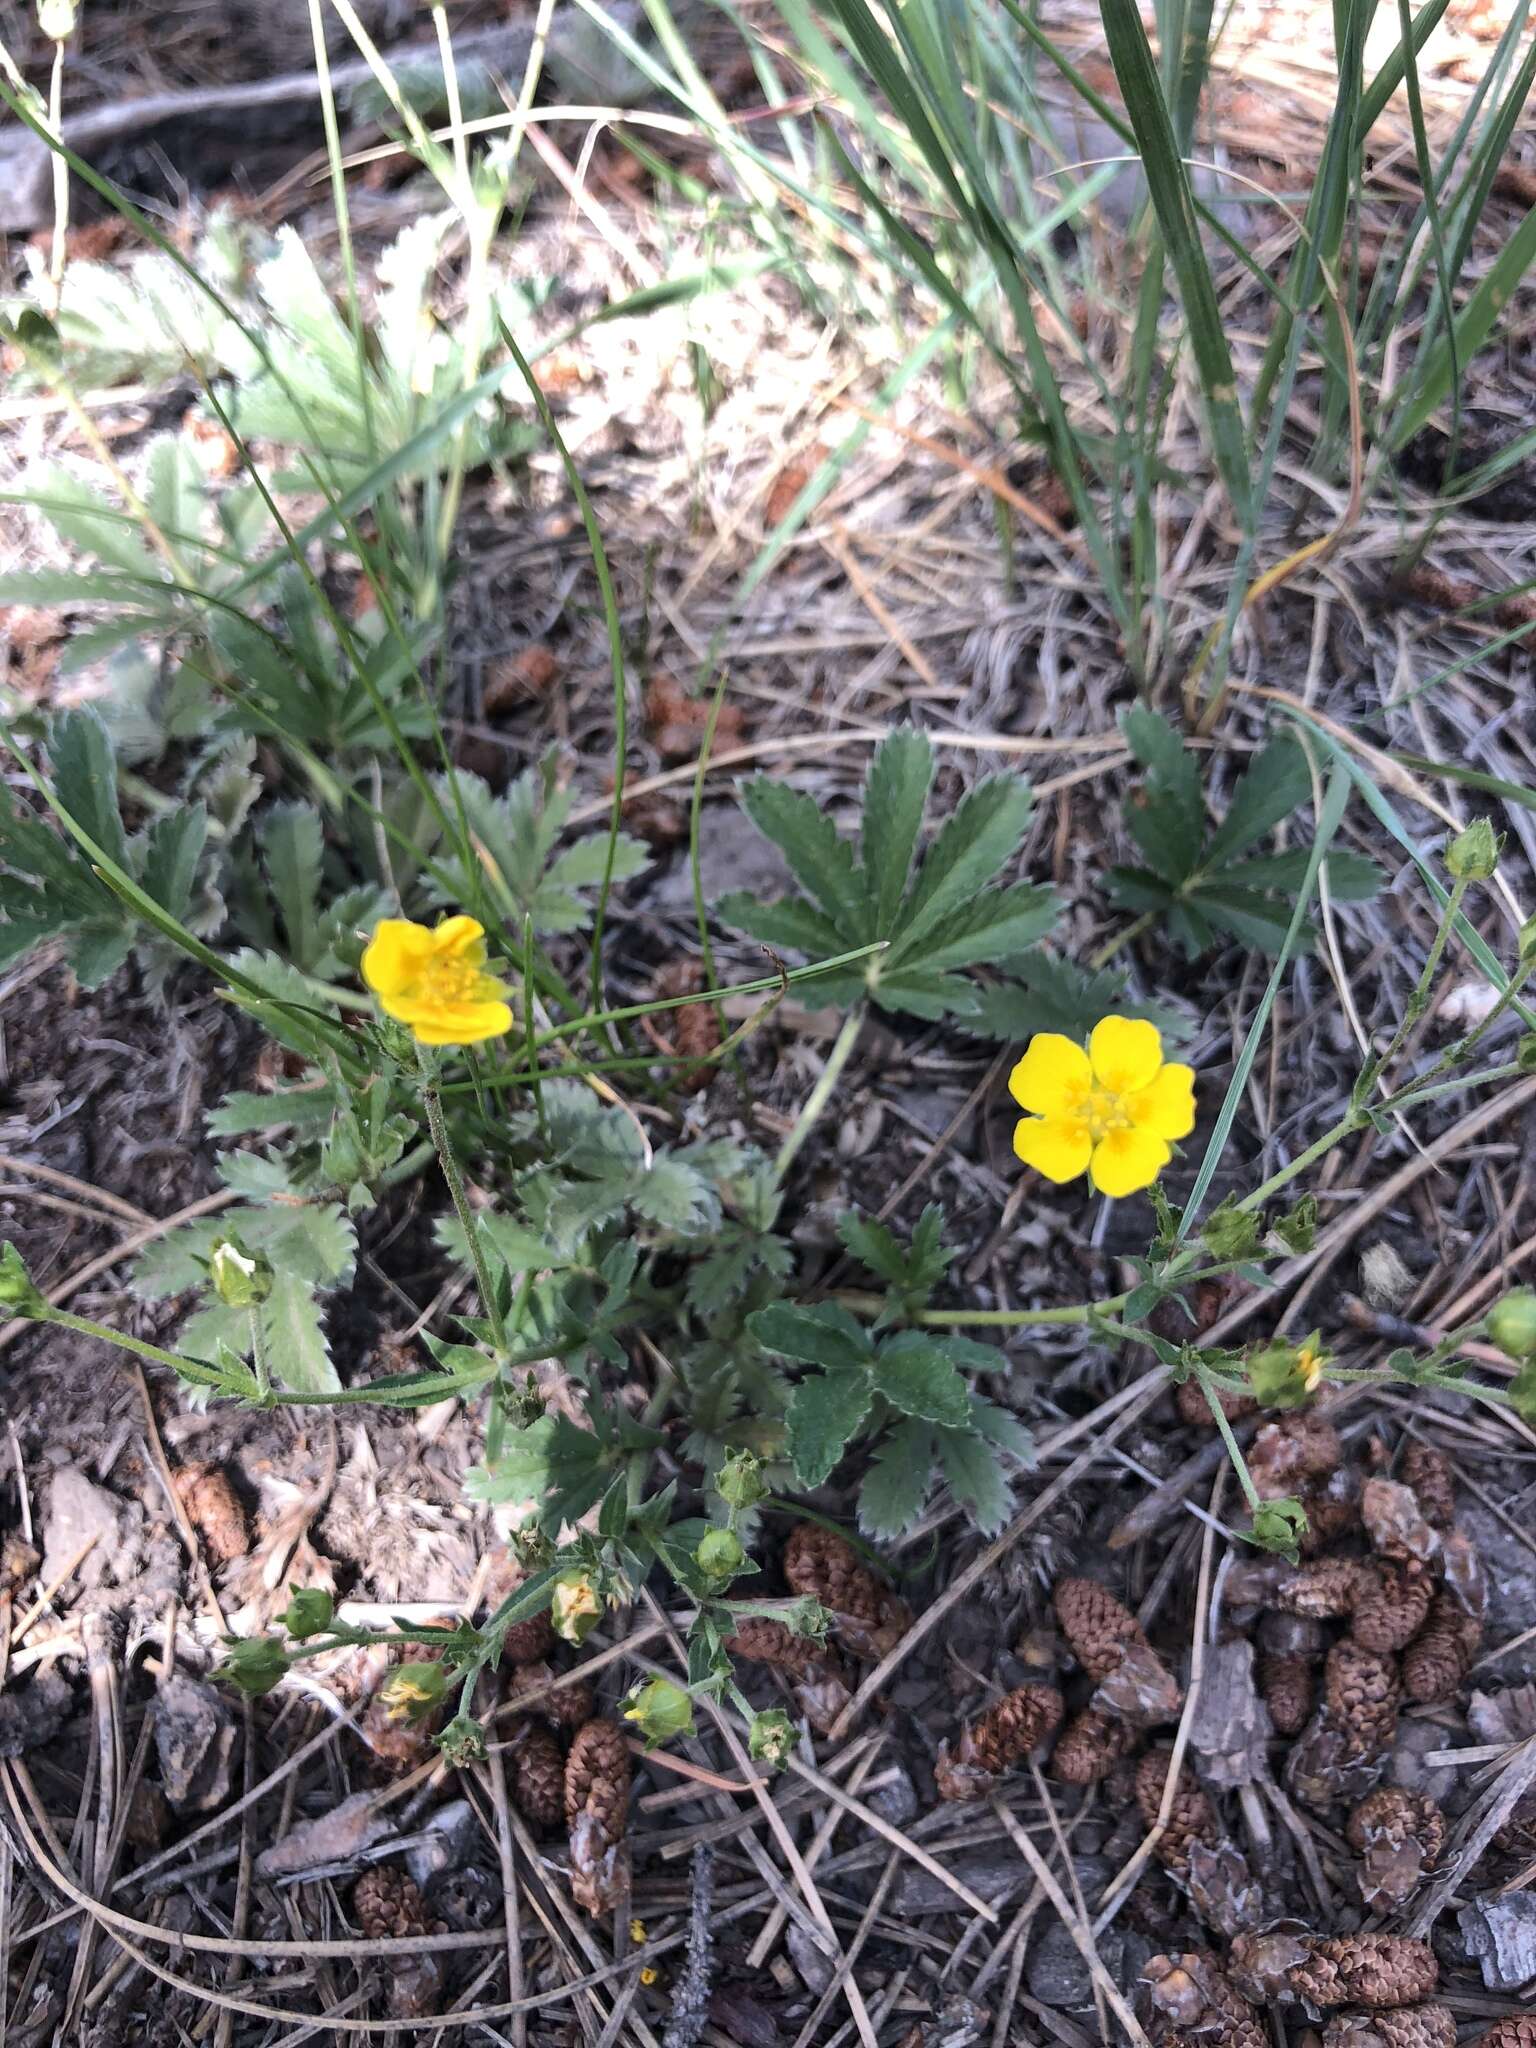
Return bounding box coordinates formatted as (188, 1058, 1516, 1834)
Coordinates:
(208, 1236, 273, 1309)
(1248, 1336, 1326, 1409)
(282, 1586, 335, 1641)
(1445, 818, 1501, 880)
(716, 1449, 768, 1511)
(216, 1634, 288, 1696)
(1490, 1289, 1536, 1361)
(696, 1527, 745, 1583)
(749, 1707, 796, 1768)
(622, 1677, 695, 1747)
(437, 1714, 488, 1766)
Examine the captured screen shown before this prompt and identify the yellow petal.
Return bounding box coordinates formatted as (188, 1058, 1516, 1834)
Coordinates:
(432, 914, 487, 963)
(1013, 1114, 1092, 1184)
(1127, 1062, 1196, 1141)
(361, 918, 433, 997)
(1088, 1015, 1163, 1094)
(1089, 1126, 1170, 1198)
(1008, 1034, 1091, 1116)
(399, 998, 513, 1046)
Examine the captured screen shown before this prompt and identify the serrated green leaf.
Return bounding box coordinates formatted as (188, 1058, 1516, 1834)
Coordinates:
(738, 776, 865, 935)
(969, 1397, 1036, 1463)
(857, 1421, 933, 1539)
(936, 1428, 1010, 1534)
(1204, 736, 1313, 867)
(206, 1089, 337, 1138)
(900, 881, 1058, 975)
(465, 1414, 613, 1527)
(27, 465, 164, 582)
(713, 891, 846, 959)
(836, 1213, 910, 1287)
(630, 1157, 719, 1235)
(1105, 866, 1177, 914)
(860, 729, 934, 934)
(890, 774, 1034, 956)
(137, 805, 207, 920)
(869, 967, 981, 1020)
(144, 434, 203, 554)
(870, 1331, 971, 1426)
(1119, 707, 1204, 882)
(1221, 849, 1382, 900)
(66, 920, 134, 989)
(748, 1301, 874, 1370)
(260, 1271, 340, 1394)
(1194, 884, 1311, 952)
(261, 802, 325, 968)
(49, 709, 128, 870)
(786, 1368, 873, 1487)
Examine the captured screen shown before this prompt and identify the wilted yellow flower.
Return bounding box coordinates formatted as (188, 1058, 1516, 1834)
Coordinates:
(551, 1570, 602, 1645)
(1009, 1015, 1195, 1199)
(379, 1661, 447, 1724)
(361, 915, 513, 1047)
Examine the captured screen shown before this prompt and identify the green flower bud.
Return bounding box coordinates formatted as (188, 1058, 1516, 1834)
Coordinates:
(216, 1634, 289, 1696)
(695, 1528, 745, 1583)
(551, 1570, 602, 1646)
(437, 1714, 488, 1766)
(1510, 1365, 1536, 1426)
(208, 1236, 273, 1309)
(622, 1676, 695, 1748)
(1247, 1496, 1309, 1563)
(0, 1241, 47, 1316)
(1445, 817, 1502, 881)
(1519, 1034, 1536, 1075)
(1201, 1201, 1262, 1262)
(379, 1661, 448, 1723)
(748, 1706, 796, 1769)
(1489, 1288, 1536, 1362)
(1247, 1335, 1326, 1410)
(282, 1586, 335, 1641)
(716, 1449, 768, 1513)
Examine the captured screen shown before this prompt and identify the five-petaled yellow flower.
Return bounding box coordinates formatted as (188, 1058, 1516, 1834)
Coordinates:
(1009, 1015, 1195, 1199)
(361, 915, 513, 1047)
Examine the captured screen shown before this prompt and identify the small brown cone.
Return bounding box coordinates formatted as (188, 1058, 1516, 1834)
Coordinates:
(1398, 1441, 1456, 1529)
(1143, 1951, 1267, 2048)
(1054, 1577, 1147, 1682)
(1470, 2023, 1536, 2048)
(1323, 2008, 1457, 2048)
(1135, 1749, 1217, 1879)
(500, 1612, 557, 1665)
(1346, 1787, 1446, 1908)
(1325, 1640, 1401, 1750)
(1402, 1590, 1480, 1704)
(1052, 1707, 1139, 1785)
(1290, 1935, 1438, 2010)
(565, 1718, 632, 1916)
(508, 1718, 565, 1829)
(1350, 1564, 1434, 1655)
(1276, 1558, 1370, 1620)
(935, 1685, 1063, 1802)
(782, 1523, 910, 1659)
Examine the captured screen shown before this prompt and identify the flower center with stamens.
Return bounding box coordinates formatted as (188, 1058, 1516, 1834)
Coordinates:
(419, 955, 483, 1004)
(1065, 1083, 1133, 1142)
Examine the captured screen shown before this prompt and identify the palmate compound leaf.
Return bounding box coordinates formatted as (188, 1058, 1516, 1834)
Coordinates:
(718, 729, 1053, 1023)
(1119, 706, 1205, 884)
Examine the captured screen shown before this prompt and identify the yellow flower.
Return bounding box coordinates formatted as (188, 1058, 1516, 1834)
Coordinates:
(1008, 1015, 1195, 1199)
(361, 915, 513, 1047)
(1296, 1341, 1324, 1395)
(640, 1967, 659, 1987)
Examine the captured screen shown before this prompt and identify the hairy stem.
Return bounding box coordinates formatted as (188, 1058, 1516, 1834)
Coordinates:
(774, 1004, 866, 1184)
